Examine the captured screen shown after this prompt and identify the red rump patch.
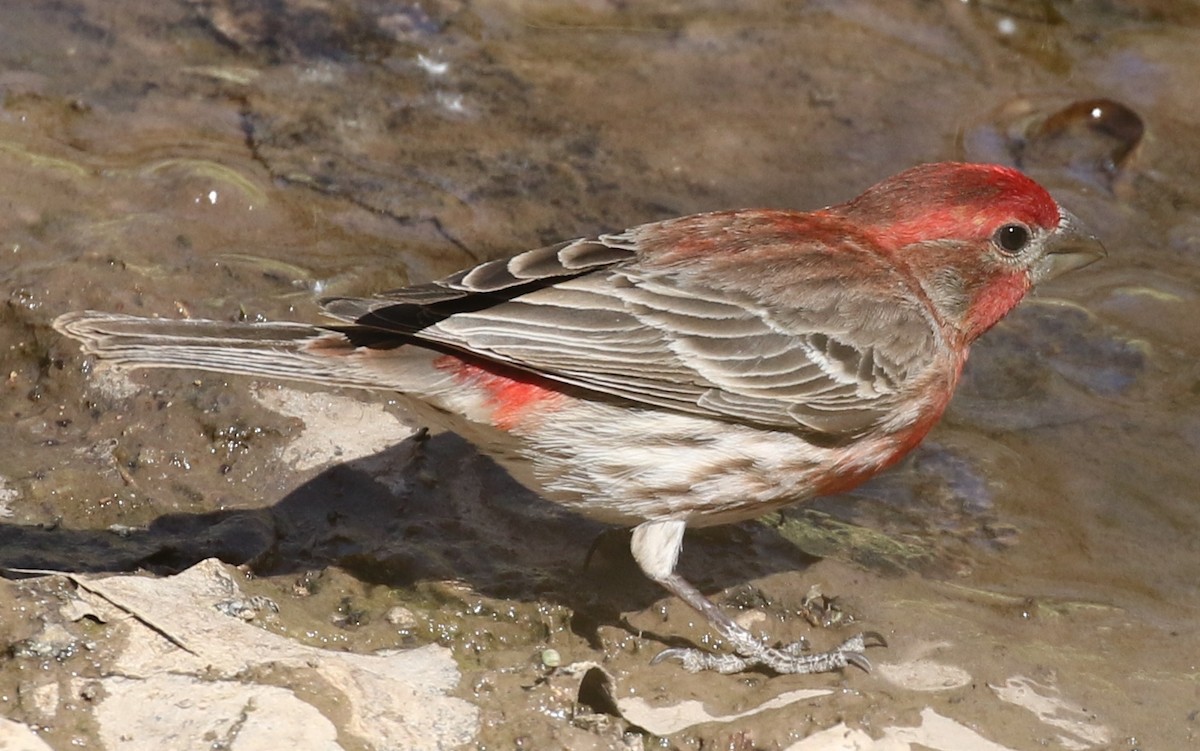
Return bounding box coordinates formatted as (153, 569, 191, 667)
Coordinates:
(434, 354, 567, 430)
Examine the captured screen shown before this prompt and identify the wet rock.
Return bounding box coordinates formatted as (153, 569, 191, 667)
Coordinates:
(0, 717, 53, 751)
(952, 300, 1145, 430)
(66, 559, 477, 748)
(1020, 98, 1144, 179)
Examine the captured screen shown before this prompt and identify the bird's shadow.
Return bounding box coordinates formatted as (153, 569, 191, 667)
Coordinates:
(0, 432, 817, 647)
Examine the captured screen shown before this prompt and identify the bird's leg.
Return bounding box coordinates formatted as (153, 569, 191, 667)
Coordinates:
(630, 519, 884, 675)
(651, 571, 883, 674)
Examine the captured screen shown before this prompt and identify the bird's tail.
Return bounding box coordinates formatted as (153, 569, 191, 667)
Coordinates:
(52, 311, 442, 393)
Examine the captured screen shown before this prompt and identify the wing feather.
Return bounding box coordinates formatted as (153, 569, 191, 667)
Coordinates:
(322, 214, 943, 438)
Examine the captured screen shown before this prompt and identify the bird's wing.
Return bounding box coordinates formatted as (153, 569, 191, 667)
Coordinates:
(322, 215, 943, 438)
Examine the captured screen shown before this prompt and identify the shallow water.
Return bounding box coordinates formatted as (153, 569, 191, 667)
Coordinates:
(1, 1, 1197, 749)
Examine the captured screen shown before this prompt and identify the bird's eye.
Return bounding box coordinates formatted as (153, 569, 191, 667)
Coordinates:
(993, 223, 1031, 254)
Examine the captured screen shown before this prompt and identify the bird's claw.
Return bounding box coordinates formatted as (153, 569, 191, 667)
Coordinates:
(651, 646, 752, 674)
(652, 631, 887, 675)
(843, 650, 873, 673)
(861, 630, 889, 648)
(649, 647, 685, 667)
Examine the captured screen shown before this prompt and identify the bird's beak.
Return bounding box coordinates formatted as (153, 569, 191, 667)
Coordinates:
(1033, 210, 1107, 284)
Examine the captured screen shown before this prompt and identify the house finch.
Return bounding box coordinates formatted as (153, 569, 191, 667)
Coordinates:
(54, 162, 1104, 674)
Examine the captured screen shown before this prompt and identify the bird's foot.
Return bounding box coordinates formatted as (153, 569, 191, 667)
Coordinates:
(653, 630, 887, 675)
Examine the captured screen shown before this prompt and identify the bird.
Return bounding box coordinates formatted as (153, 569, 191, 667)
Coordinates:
(53, 162, 1105, 674)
